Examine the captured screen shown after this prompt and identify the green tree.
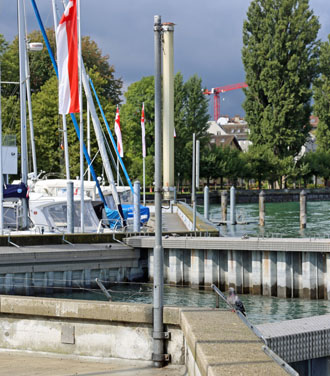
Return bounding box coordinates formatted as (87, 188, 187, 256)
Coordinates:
(1, 29, 122, 102)
(1, 31, 121, 179)
(242, 0, 320, 158)
(314, 35, 330, 151)
(120, 73, 210, 186)
(175, 74, 210, 183)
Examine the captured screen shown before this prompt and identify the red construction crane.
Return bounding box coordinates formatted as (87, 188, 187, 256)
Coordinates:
(204, 82, 248, 121)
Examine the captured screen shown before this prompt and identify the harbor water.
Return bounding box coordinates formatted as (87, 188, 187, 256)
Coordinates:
(51, 283, 330, 326)
(199, 201, 330, 238)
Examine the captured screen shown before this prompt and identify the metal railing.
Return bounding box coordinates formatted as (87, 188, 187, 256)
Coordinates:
(211, 284, 298, 376)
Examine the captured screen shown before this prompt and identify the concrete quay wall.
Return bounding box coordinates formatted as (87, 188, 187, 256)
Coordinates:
(0, 243, 146, 295)
(126, 236, 330, 299)
(0, 296, 286, 375)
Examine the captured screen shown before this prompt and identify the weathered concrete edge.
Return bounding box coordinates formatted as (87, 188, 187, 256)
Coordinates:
(125, 236, 330, 253)
(177, 203, 219, 233)
(0, 295, 180, 326)
(179, 309, 287, 376)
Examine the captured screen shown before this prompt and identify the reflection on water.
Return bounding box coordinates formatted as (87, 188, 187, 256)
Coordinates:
(199, 201, 330, 238)
(53, 283, 330, 325)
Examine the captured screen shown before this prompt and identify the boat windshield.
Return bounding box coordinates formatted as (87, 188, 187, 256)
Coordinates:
(46, 201, 99, 230)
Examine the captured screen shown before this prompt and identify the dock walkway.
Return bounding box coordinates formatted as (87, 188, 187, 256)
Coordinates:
(0, 350, 186, 375)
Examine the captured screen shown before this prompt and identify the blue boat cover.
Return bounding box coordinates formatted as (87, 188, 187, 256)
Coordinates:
(105, 204, 150, 229)
(3, 183, 28, 199)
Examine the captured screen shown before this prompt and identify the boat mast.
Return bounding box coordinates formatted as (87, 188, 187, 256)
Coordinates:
(18, 0, 29, 229)
(22, 0, 37, 179)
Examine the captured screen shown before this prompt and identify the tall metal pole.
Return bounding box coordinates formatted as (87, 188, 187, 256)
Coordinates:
(18, 0, 29, 229)
(52, 0, 70, 180)
(87, 95, 90, 181)
(196, 140, 200, 190)
(153, 15, 164, 368)
(143, 156, 146, 206)
(0, 64, 3, 235)
(77, 0, 84, 232)
(192, 133, 196, 231)
(23, 0, 37, 178)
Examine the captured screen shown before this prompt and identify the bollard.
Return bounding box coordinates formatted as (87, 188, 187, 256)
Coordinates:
(134, 180, 141, 232)
(204, 186, 209, 220)
(259, 190, 265, 226)
(221, 190, 228, 223)
(300, 190, 307, 229)
(230, 186, 236, 225)
(67, 181, 74, 233)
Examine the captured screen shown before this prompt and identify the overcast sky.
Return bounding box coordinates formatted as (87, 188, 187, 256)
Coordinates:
(0, 0, 329, 119)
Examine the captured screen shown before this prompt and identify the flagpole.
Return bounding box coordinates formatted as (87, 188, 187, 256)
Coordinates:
(77, 0, 84, 232)
(143, 155, 146, 206)
(51, 0, 70, 180)
(87, 82, 90, 181)
(117, 157, 119, 186)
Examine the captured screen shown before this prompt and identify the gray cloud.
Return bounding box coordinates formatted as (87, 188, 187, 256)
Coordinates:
(1, 0, 329, 118)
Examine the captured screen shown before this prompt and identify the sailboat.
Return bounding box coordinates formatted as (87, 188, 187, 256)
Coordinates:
(2, 0, 150, 234)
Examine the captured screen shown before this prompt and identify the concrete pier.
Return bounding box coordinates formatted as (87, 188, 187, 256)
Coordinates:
(0, 242, 145, 293)
(127, 236, 330, 300)
(0, 295, 286, 375)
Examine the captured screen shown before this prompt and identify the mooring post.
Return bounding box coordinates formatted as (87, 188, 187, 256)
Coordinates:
(153, 14, 165, 368)
(67, 181, 74, 233)
(300, 190, 307, 229)
(133, 180, 141, 232)
(173, 186, 177, 204)
(259, 190, 265, 226)
(221, 190, 228, 223)
(230, 186, 236, 225)
(204, 186, 209, 220)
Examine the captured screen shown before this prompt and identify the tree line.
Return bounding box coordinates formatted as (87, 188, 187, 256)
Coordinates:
(1, 0, 330, 190)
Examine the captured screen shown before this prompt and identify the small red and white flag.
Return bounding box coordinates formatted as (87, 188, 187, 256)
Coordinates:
(115, 106, 123, 157)
(56, 0, 79, 114)
(141, 103, 146, 158)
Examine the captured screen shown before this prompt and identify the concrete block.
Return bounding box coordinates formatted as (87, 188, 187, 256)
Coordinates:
(277, 251, 291, 298)
(219, 250, 228, 292)
(302, 252, 317, 299)
(243, 251, 252, 294)
(228, 250, 243, 293)
(190, 250, 204, 286)
(204, 250, 219, 286)
(252, 251, 262, 295)
(262, 251, 277, 296)
(168, 249, 183, 285)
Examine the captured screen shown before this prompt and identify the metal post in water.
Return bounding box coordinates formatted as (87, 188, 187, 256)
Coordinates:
(300, 190, 307, 229)
(196, 140, 200, 190)
(67, 181, 74, 233)
(221, 190, 228, 223)
(230, 186, 236, 225)
(153, 15, 164, 368)
(133, 180, 141, 233)
(192, 133, 196, 231)
(204, 186, 209, 220)
(259, 190, 265, 227)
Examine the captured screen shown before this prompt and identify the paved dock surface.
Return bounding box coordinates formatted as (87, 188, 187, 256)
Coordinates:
(0, 351, 186, 376)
